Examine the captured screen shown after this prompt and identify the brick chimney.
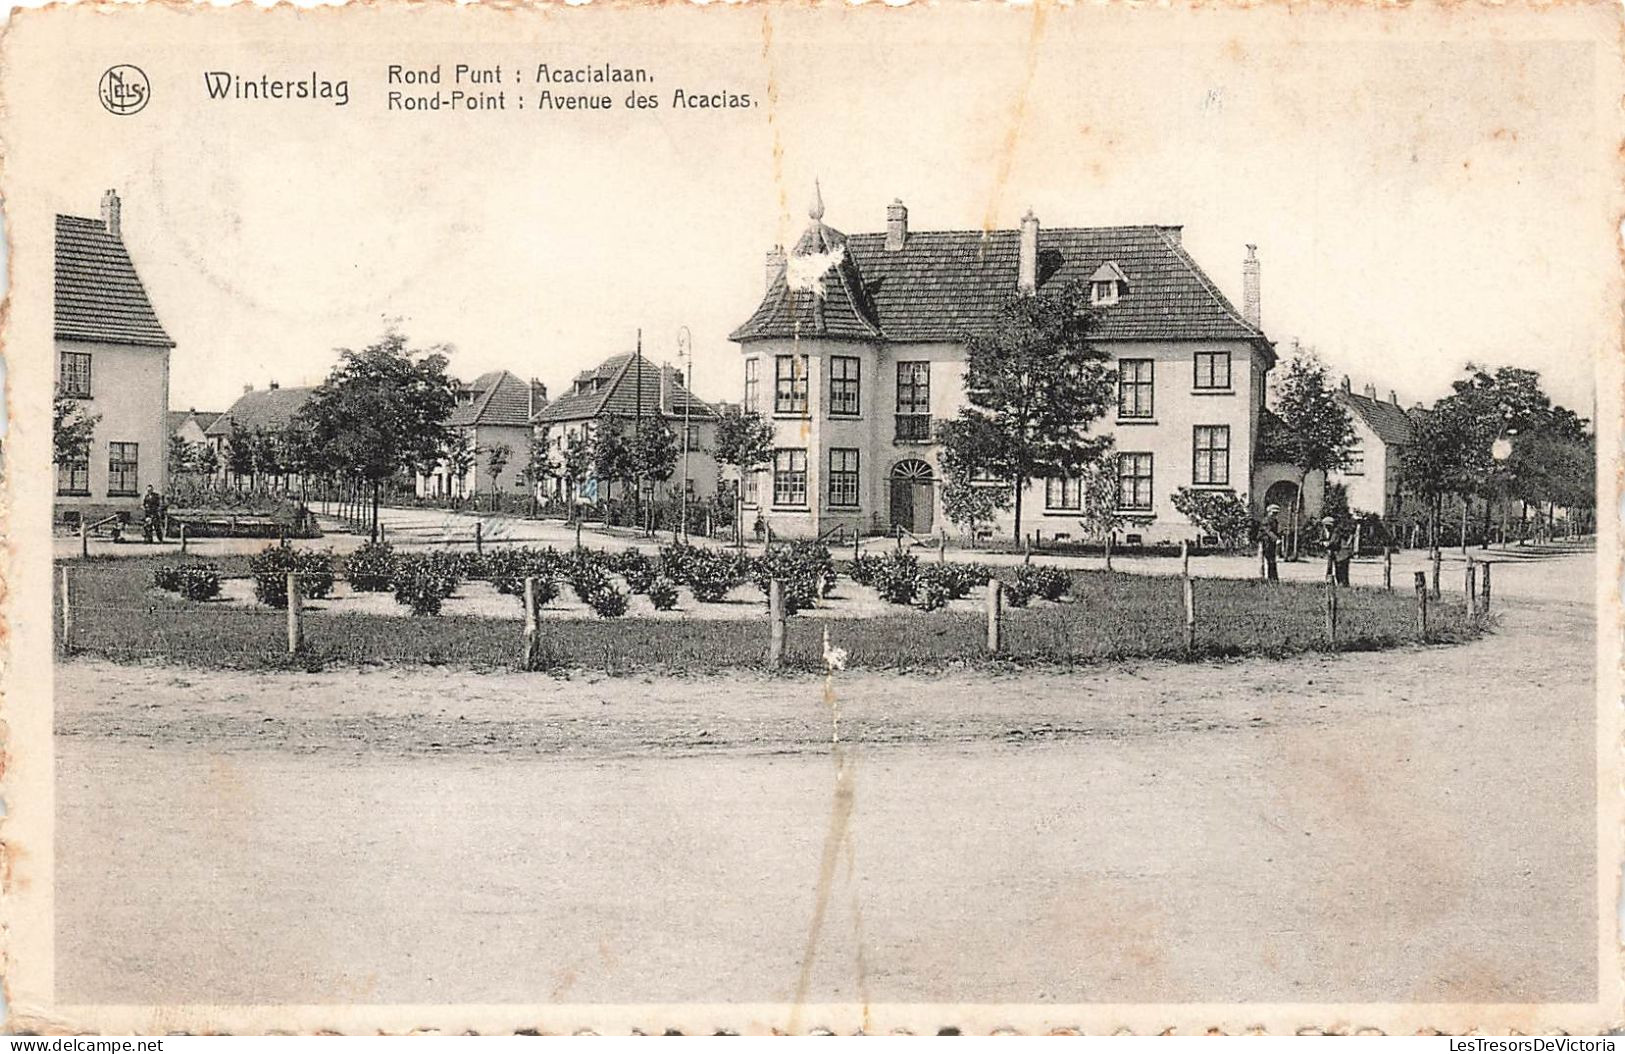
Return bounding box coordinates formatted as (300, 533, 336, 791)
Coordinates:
(885, 199, 908, 252)
(1018, 209, 1039, 295)
(765, 245, 786, 291)
(529, 377, 547, 419)
(101, 189, 122, 239)
(659, 363, 672, 414)
(1389, 390, 1399, 406)
(1340, 375, 1352, 394)
(1363, 382, 1377, 400)
(1242, 244, 1260, 327)
(269, 380, 280, 391)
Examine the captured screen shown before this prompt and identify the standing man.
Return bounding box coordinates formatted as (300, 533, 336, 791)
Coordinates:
(1259, 503, 1282, 581)
(141, 484, 165, 544)
(1319, 515, 1354, 587)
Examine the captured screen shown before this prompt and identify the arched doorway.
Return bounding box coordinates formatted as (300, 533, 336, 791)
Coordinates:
(890, 459, 935, 534)
(1263, 480, 1300, 516)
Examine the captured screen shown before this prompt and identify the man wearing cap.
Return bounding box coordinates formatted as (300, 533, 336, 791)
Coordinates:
(1259, 503, 1282, 581)
(1320, 515, 1354, 586)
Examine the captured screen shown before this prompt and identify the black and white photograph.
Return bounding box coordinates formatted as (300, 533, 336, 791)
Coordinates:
(2, 0, 1620, 1036)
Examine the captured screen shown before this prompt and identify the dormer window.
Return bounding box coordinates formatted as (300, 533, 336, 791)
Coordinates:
(1089, 261, 1129, 306)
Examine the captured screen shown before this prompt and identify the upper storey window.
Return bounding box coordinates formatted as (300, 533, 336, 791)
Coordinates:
(1089, 261, 1130, 307)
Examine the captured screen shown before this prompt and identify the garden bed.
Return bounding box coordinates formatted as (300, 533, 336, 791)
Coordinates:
(56, 550, 1485, 673)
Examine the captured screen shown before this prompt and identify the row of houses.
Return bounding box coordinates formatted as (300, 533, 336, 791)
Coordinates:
(55, 186, 1411, 541)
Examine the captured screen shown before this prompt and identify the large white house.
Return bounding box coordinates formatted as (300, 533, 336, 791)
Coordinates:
(54, 190, 173, 524)
(417, 370, 545, 501)
(729, 190, 1276, 544)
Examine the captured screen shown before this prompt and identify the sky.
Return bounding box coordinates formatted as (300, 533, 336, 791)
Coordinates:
(9, 3, 1613, 419)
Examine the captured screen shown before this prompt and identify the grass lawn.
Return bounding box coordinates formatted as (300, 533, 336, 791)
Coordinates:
(56, 552, 1484, 673)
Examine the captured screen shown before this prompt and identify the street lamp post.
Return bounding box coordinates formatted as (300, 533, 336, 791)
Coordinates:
(677, 326, 693, 543)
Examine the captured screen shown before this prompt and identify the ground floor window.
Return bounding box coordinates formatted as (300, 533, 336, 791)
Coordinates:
(743, 468, 761, 505)
(108, 442, 139, 496)
(1118, 452, 1153, 511)
(773, 448, 808, 507)
(57, 459, 89, 496)
(828, 448, 859, 507)
(1045, 476, 1082, 511)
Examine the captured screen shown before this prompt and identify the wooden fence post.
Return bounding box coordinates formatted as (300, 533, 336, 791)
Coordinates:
(59, 565, 73, 655)
(1414, 571, 1429, 640)
(475, 521, 484, 555)
(1258, 540, 1267, 580)
(768, 579, 786, 669)
(1383, 546, 1392, 590)
(179, 523, 188, 554)
(1431, 547, 1442, 599)
(286, 571, 304, 654)
(80, 523, 88, 558)
(853, 532, 860, 564)
(522, 576, 539, 671)
(1481, 561, 1493, 612)
(938, 534, 946, 563)
(1022, 535, 1032, 565)
(1466, 559, 1479, 618)
(1181, 539, 1190, 579)
(1324, 573, 1338, 649)
(1181, 541, 1196, 656)
(986, 578, 1003, 654)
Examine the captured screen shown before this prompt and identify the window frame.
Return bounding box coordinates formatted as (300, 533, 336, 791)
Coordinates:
(59, 351, 93, 399)
(1118, 358, 1154, 419)
(774, 355, 809, 416)
(895, 360, 932, 441)
(1045, 476, 1082, 511)
(827, 447, 860, 507)
(1193, 351, 1232, 391)
(1345, 441, 1366, 476)
(1118, 452, 1154, 511)
(772, 448, 808, 508)
(743, 358, 760, 413)
(742, 467, 761, 506)
(829, 355, 862, 417)
(56, 458, 90, 496)
(107, 441, 140, 497)
(683, 423, 703, 454)
(1091, 280, 1121, 307)
(1192, 425, 1231, 487)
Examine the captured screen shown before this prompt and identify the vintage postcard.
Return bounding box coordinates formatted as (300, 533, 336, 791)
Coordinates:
(1, 0, 1621, 1036)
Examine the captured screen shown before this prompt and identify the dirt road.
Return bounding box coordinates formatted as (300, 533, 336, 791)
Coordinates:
(54, 552, 1598, 1008)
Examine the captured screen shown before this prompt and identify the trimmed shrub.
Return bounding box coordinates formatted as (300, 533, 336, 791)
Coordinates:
(848, 553, 884, 587)
(871, 551, 920, 606)
(177, 564, 222, 601)
(587, 584, 629, 618)
(390, 553, 458, 616)
(648, 575, 679, 611)
(153, 565, 184, 592)
(346, 541, 397, 592)
(613, 549, 658, 594)
(249, 545, 335, 609)
(1003, 581, 1034, 608)
(751, 541, 834, 614)
(657, 543, 699, 584)
(684, 548, 745, 603)
(1018, 564, 1070, 602)
(915, 566, 953, 611)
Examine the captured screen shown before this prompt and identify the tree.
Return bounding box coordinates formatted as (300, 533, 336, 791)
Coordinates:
(1076, 453, 1126, 567)
(443, 431, 476, 502)
(520, 441, 550, 515)
(1271, 350, 1355, 557)
(483, 441, 512, 510)
(937, 415, 1013, 546)
(951, 280, 1116, 544)
(1400, 406, 1473, 549)
(632, 419, 678, 534)
(194, 442, 220, 480)
(295, 327, 458, 541)
(712, 406, 774, 546)
(168, 434, 196, 480)
(592, 417, 636, 507)
(1171, 486, 1253, 550)
(249, 427, 282, 492)
(53, 395, 99, 466)
(225, 419, 256, 490)
(561, 431, 594, 522)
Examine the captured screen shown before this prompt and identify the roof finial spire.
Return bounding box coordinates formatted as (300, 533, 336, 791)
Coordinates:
(809, 179, 825, 222)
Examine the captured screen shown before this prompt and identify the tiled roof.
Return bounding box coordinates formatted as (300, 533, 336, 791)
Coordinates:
(533, 353, 718, 425)
(169, 410, 221, 434)
(732, 223, 1267, 352)
(1342, 390, 1416, 447)
(450, 370, 539, 428)
(55, 214, 175, 348)
(205, 386, 316, 437)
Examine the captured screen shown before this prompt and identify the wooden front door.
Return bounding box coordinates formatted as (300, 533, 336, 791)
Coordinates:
(890, 460, 935, 534)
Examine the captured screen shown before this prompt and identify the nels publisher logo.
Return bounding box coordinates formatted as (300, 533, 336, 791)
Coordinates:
(98, 64, 150, 115)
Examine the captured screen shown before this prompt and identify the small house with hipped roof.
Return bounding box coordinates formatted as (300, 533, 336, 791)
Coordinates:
(417, 370, 546, 500)
(531, 351, 721, 506)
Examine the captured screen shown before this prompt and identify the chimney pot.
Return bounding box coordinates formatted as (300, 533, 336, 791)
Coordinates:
(765, 244, 786, 292)
(1242, 243, 1261, 328)
(1018, 209, 1040, 295)
(269, 380, 279, 390)
(659, 363, 673, 414)
(885, 198, 909, 252)
(1340, 375, 1352, 394)
(1389, 389, 1399, 406)
(1363, 383, 1378, 400)
(100, 188, 122, 239)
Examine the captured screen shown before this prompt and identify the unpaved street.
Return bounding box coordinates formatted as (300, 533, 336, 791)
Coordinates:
(54, 551, 1597, 1007)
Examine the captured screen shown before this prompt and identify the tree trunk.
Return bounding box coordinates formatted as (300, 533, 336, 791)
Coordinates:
(370, 481, 380, 544)
(1011, 478, 1025, 547)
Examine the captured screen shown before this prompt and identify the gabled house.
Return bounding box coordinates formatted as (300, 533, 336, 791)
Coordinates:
(1253, 377, 1416, 525)
(169, 408, 222, 449)
(417, 370, 545, 500)
(54, 190, 174, 523)
(730, 189, 1275, 543)
(531, 352, 720, 505)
